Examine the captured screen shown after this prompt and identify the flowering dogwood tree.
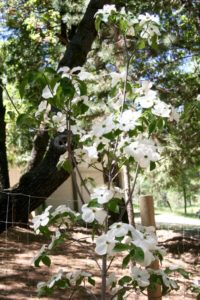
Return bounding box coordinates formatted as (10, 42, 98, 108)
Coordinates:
(30, 4, 192, 299)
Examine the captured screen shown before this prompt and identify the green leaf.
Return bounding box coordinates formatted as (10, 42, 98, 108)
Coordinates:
(60, 77, 75, 99)
(150, 161, 156, 171)
(34, 256, 42, 268)
(103, 129, 121, 140)
(74, 100, 89, 116)
(76, 275, 84, 286)
(76, 79, 87, 95)
(16, 113, 34, 127)
(177, 268, 189, 279)
(7, 110, 16, 120)
(18, 80, 27, 98)
(119, 18, 128, 33)
(122, 254, 131, 268)
(62, 160, 73, 173)
(38, 286, 52, 297)
(137, 39, 146, 49)
(151, 35, 158, 51)
(95, 16, 101, 31)
(149, 120, 157, 134)
(118, 276, 132, 286)
(106, 199, 119, 213)
(157, 118, 163, 129)
(130, 246, 144, 262)
(113, 243, 130, 252)
(87, 199, 98, 207)
(56, 279, 69, 288)
(42, 256, 51, 267)
(88, 277, 95, 286)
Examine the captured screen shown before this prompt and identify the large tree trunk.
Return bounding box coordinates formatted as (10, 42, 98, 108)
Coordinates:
(0, 0, 112, 234)
(0, 135, 69, 232)
(0, 77, 10, 190)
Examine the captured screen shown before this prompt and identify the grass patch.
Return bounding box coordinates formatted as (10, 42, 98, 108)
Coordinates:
(133, 204, 200, 219)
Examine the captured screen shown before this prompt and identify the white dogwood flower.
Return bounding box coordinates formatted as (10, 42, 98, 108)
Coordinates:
(81, 204, 107, 224)
(152, 100, 171, 118)
(78, 71, 94, 81)
(130, 266, 150, 287)
(131, 230, 157, 266)
(109, 222, 134, 238)
(150, 270, 178, 289)
(110, 71, 126, 87)
(83, 144, 98, 161)
(95, 232, 116, 255)
(135, 80, 157, 108)
(37, 281, 47, 290)
(47, 269, 64, 288)
(169, 107, 180, 122)
(106, 273, 117, 287)
(35, 100, 51, 117)
(31, 206, 52, 233)
(138, 13, 160, 45)
(52, 112, 66, 132)
(66, 270, 91, 285)
(118, 110, 141, 131)
(51, 205, 77, 217)
(71, 124, 86, 136)
(42, 83, 59, 99)
(124, 138, 160, 168)
(138, 13, 160, 26)
(95, 5, 116, 19)
(57, 66, 82, 79)
(91, 115, 116, 137)
(91, 186, 114, 204)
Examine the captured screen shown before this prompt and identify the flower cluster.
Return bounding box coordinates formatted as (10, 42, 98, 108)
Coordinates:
(94, 222, 163, 268)
(95, 4, 116, 17)
(138, 13, 161, 45)
(37, 269, 93, 293)
(136, 80, 180, 121)
(124, 137, 160, 168)
(31, 205, 79, 235)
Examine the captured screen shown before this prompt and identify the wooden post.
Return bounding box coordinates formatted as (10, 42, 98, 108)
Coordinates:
(139, 195, 162, 300)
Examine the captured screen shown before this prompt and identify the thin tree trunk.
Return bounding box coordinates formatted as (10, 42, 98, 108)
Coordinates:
(183, 184, 187, 215)
(124, 166, 135, 227)
(0, 78, 10, 190)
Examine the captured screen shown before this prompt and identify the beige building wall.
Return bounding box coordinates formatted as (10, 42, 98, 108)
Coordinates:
(9, 163, 104, 212)
(9, 167, 22, 187)
(46, 163, 104, 211)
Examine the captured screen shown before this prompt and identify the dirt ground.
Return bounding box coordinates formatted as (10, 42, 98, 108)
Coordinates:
(0, 226, 199, 300)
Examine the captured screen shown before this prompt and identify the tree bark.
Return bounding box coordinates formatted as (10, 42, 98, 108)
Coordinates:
(0, 78, 10, 190)
(27, 126, 49, 171)
(0, 134, 69, 232)
(0, 0, 112, 234)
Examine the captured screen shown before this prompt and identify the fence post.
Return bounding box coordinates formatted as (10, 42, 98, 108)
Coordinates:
(139, 195, 162, 300)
